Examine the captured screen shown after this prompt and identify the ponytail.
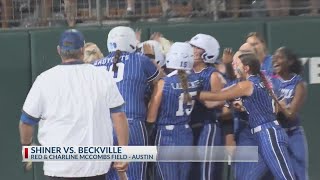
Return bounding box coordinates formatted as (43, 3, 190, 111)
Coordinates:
(178, 70, 192, 104)
(259, 71, 282, 111)
(112, 50, 121, 73)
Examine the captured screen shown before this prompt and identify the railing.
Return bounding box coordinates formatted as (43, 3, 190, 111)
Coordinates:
(0, 0, 318, 29)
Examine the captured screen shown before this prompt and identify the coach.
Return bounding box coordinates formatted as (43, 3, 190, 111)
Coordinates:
(19, 29, 129, 180)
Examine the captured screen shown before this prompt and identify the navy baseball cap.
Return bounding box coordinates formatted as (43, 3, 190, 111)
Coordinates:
(59, 29, 85, 50)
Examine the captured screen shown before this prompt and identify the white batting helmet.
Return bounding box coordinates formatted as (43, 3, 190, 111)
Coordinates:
(107, 26, 137, 53)
(138, 40, 166, 67)
(189, 33, 220, 64)
(166, 42, 194, 70)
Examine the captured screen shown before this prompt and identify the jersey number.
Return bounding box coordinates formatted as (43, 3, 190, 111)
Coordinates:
(176, 91, 197, 116)
(108, 63, 125, 82)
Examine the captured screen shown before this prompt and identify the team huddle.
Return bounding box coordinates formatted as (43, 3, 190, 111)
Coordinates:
(20, 26, 308, 180)
(93, 26, 308, 180)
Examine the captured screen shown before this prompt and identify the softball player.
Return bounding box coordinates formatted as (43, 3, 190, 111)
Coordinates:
(273, 47, 309, 180)
(199, 53, 295, 180)
(246, 32, 273, 77)
(146, 42, 201, 180)
(230, 43, 275, 180)
(93, 26, 161, 180)
(138, 40, 166, 69)
(228, 45, 262, 179)
(188, 33, 225, 180)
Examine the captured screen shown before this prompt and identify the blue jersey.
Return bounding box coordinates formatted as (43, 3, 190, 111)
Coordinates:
(190, 66, 218, 123)
(94, 51, 159, 121)
(274, 75, 303, 128)
(242, 75, 276, 128)
(157, 70, 201, 125)
(224, 79, 249, 135)
(261, 55, 273, 77)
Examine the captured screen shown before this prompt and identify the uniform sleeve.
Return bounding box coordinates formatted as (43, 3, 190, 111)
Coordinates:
(141, 56, 160, 82)
(22, 76, 43, 121)
(105, 72, 125, 108)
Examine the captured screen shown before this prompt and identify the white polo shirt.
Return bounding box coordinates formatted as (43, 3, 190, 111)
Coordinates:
(22, 63, 124, 177)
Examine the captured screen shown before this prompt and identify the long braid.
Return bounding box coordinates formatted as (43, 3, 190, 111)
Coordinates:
(259, 71, 282, 111)
(112, 50, 121, 73)
(178, 70, 192, 104)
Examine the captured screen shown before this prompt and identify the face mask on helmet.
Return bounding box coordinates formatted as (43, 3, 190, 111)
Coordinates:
(165, 42, 194, 71)
(189, 33, 220, 64)
(107, 26, 137, 53)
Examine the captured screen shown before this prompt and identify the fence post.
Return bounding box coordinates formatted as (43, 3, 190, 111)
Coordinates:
(212, 0, 219, 21)
(96, 0, 102, 25)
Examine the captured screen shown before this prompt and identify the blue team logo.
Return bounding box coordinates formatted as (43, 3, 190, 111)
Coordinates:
(108, 42, 117, 50)
(280, 89, 293, 99)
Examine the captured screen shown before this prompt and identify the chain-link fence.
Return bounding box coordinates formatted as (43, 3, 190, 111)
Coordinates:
(0, 0, 317, 28)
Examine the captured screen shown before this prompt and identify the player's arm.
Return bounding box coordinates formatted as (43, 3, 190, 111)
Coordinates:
(202, 72, 226, 108)
(211, 72, 225, 92)
(199, 81, 253, 101)
(279, 81, 307, 120)
(150, 69, 165, 85)
(147, 79, 164, 123)
(142, 55, 164, 85)
(146, 79, 164, 137)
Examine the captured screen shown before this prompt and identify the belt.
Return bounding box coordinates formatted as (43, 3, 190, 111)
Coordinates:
(284, 126, 300, 132)
(190, 123, 203, 129)
(251, 120, 279, 134)
(164, 124, 190, 130)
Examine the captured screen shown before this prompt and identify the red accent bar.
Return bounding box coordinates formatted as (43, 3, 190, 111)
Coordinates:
(24, 147, 28, 159)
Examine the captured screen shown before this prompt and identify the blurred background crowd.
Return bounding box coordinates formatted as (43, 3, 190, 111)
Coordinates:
(0, 0, 319, 28)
